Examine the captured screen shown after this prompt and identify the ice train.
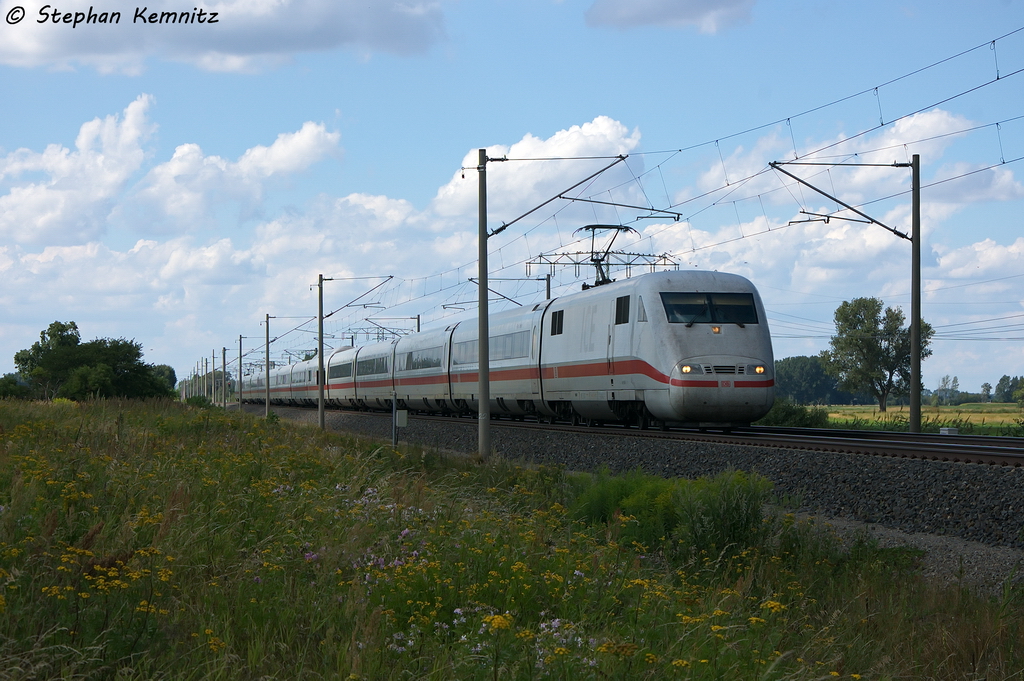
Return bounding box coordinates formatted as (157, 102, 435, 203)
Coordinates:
(240, 270, 775, 428)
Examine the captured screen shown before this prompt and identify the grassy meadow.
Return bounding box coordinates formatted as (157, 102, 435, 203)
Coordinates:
(1, 398, 1023, 679)
(826, 403, 1024, 435)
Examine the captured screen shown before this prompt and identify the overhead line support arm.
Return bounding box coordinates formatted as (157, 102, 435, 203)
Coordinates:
(769, 161, 910, 240)
(497, 155, 628, 233)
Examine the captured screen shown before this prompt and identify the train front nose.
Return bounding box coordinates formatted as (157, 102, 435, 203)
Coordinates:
(668, 357, 775, 424)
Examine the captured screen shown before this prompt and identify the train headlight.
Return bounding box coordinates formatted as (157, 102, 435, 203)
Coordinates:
(754, 365, 765, 374)
(681, 365, 692, 373)
(746, 364, 767, 375)
(680, 364, 703, 375)
(711, 326, 721, 334)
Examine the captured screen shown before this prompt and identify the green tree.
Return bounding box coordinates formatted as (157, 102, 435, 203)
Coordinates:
(774, 355, 856, 405)
(13, 322, 175, 400)
(935, 375, 952, 405)
(152, 364, 177, 391)
(994, 375, 1021, 403)
(981, 382, 992, 402)
(0, 373, 30, 399)
(62, 363, 116, 399)
(819, 297, 934, 412)
(14, 321, 82, 397)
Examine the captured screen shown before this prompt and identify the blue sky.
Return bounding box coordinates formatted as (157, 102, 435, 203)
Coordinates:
(1, 0, 1023, 395)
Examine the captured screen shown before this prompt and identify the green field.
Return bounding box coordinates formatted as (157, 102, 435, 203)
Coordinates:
(827, 402, 1024, 434)
(1, 398, 1022, 679)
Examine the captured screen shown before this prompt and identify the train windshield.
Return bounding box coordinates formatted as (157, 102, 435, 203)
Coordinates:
(660, 292, 758, 325)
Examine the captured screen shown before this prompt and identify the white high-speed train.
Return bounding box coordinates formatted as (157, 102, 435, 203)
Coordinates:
(240, 270, 775, 427)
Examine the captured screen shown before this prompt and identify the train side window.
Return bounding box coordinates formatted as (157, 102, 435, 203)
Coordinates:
(328, 363, 352, 379)
(615, 295, 630, 325)
(356, 356, 389, 376)
(400, 346, 444, 371)
(637, 296, 648, 322)
(550, 310, 564, 336)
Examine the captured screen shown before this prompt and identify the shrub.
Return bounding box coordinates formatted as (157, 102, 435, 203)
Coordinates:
(754, 397, 830, 427)
(570, 469, 774, 555)
(669, 470, 774, 557)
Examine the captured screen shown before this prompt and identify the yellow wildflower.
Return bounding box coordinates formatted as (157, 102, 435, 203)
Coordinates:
(482, 613, 512, 632)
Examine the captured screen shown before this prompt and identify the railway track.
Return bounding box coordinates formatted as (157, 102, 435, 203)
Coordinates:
(243, 402, 1024, 467)
(403, 412, 1024, 467)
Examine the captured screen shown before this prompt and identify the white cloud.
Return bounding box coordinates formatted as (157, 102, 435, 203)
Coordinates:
(928, 163, 1024, 204)
(129, 121, 340, 229)
(585, 0, 755, 32)
(0, 0, 447, 73)
(0, 97, 340, 241)
(933, 237, 1024, 282)
(431, 116, 643, 219)
(0, 94, 153, 245)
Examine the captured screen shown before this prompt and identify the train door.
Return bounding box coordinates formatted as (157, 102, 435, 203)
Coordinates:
(608, 294, 632, 378)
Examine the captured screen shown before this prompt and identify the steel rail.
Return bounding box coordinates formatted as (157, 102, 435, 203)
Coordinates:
(407, 413, 1024, 467)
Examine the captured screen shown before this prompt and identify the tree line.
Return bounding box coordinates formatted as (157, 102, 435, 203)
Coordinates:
(0, 321, 175, 400)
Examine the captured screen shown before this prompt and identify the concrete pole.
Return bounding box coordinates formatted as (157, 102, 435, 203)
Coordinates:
(238, 335, 243, 412)
(318, 274, 326, 430)
(221, 347, 227, 408)
(910, 154, 922, 433)
(265, 314, 270, 418)
(477, 148, 491, 459)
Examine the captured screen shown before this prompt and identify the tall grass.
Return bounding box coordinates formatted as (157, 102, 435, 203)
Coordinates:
(570, 468, 772, 557)
(1, 398, 1022, 679)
